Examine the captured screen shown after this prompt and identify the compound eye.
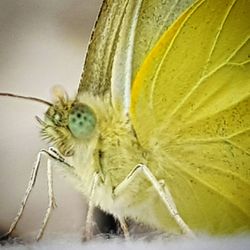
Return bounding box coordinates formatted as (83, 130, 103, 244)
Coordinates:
(68, 103, 96, 139)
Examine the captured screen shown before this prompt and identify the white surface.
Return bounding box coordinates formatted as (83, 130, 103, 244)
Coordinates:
(0, 0, 101, 239)
(1, 235, 250, 250)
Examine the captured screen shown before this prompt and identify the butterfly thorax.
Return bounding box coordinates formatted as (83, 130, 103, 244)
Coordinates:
(40, 91, 149, 214)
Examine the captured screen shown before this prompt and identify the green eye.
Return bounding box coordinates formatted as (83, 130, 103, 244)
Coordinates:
(68, 103, 96, 139)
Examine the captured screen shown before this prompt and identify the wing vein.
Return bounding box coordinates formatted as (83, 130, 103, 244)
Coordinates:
(149, 0, 205, 109)
(170, 165, 210, 227)
(166, 154, 250, 218)
(172, 132, 250, 156)
(166, 37, 249, 126)
(181, 92, 250, 130)
(202, 0, 237, 75)
(228, 59, 250, 66)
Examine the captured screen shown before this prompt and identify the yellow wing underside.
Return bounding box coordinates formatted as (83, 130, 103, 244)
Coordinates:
(78, 0, 195, 104)
(131, 0, 250, 234)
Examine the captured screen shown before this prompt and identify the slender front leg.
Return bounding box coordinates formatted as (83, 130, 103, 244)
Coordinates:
(0, 149, 42, 240)
(0, 147, 73, 241)
(83, 172, 99, 241)
(113, 164, 194, 237)
(36, 158, 57, 241)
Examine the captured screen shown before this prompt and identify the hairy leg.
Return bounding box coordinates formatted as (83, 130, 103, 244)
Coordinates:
(113, 164, 194, 236)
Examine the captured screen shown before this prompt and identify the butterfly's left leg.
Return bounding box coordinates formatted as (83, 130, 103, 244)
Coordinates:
(113, 164, 194, 237)
(37, 147, 76, 240)
(0, 147, 74, 241)
(36, 157, 56, 240)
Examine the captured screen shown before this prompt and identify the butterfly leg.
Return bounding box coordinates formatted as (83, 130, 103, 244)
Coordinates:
(113, 164, 194, 237)
(36, 158, 56, 240)
(117, 217, 129, 239)
(83, 172, 99, 241)
(36, 147, 75, 240)
(0, 147, 73, 241)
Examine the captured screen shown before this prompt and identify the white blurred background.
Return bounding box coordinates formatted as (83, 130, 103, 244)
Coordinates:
(0, 0, 102, 239)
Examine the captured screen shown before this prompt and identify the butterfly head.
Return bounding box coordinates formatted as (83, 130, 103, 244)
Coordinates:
(39, 88, 98, 157)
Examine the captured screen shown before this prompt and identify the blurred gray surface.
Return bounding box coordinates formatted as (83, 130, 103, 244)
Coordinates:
(0, 0, 102, 239)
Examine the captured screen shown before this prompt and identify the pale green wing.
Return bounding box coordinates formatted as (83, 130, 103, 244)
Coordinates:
(131, 0, 250, 233)
(78, 0, 194, 111)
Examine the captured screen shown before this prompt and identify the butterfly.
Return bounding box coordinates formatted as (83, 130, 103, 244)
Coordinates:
(1, 0, 249, 241)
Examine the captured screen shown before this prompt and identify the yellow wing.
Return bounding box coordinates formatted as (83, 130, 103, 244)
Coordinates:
(131, 0, 250, 234)
(78, 0, 195, 111)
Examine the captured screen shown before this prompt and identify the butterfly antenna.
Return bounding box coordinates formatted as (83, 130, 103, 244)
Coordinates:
(0, 92, 52, 107)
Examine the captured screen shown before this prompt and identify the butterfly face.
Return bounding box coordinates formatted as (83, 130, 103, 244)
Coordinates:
(41, 95, 97, 157)
(41, 97, 75, 157)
